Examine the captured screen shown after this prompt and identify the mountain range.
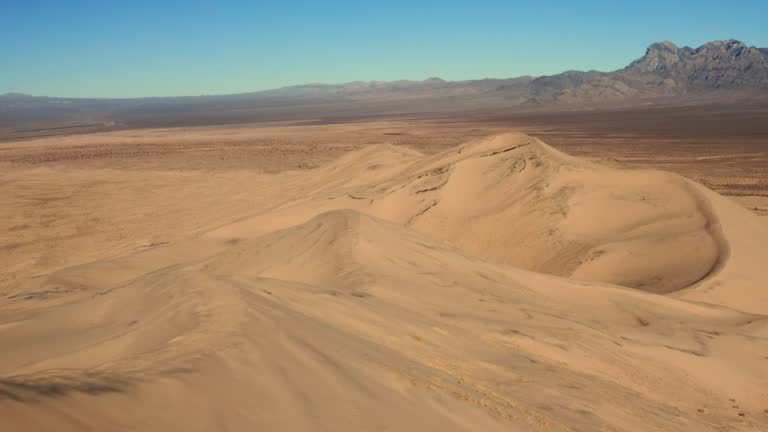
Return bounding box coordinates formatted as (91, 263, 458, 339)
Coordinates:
(527, 39, 768, 103)
(2, 39, 767, 132)
(245, 39, 768, 103)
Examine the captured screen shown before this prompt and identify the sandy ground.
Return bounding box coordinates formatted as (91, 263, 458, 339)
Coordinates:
(1, 125, 768, 431)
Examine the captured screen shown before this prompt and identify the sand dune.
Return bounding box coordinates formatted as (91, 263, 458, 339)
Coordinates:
(209, 133, 736, 296)
(1, 133, 767, 431)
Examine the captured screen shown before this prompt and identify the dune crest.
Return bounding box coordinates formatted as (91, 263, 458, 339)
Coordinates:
(2, 133, 767, 431)
(212, 133, 739, 296)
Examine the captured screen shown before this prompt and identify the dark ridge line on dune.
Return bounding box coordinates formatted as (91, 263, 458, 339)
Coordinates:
(414, 184, 446, 194)
(549, 171, 729, 295)
(406, 201, 438, 225)
(0, 378, 123, 402)
(351, 165, 454, 202)
(0, 360, 200, 402)
(509, 157, 527, 173)
(414, 173, 451, 194)
(479, 142, 531, 158)
(671, 180, 731, 294)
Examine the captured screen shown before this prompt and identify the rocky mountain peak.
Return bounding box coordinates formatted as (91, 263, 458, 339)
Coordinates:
(629, 41, 684, 73)
(694, 39, 750, 57)
(654, 41, 680, 51)
(622, 39, 768, 87)
(525, 39, 768, 104)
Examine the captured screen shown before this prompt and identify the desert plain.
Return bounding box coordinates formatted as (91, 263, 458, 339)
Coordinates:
(1, 106, 768, 431)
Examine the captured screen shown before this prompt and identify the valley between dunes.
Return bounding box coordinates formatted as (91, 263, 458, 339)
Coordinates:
(1, 132, 767, 431)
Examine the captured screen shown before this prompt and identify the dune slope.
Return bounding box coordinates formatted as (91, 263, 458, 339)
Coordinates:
(1, 133, 767, 431)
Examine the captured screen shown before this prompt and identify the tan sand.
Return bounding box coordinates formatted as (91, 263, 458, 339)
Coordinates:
(1, 133, 767, 431)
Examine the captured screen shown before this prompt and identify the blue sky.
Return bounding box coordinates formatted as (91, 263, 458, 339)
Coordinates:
(2, 0, 767, 98)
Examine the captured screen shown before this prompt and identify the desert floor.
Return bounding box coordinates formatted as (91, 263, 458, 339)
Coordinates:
(1, 120, 767, 431)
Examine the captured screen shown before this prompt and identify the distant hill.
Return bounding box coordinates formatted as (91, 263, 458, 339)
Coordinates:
(3, 39, 767, 135)
(247, 76, 534, 100)
(0, 92, 34, 99)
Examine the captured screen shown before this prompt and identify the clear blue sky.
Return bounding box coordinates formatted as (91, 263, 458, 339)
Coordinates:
(2, 0, 767, 98)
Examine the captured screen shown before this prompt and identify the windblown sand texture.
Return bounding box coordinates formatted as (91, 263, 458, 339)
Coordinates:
(1, 133, 767, 431)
